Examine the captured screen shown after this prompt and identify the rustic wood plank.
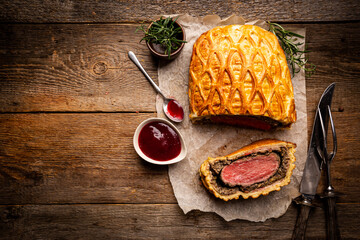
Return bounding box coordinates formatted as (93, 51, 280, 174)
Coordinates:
(0, 0, 360, 23)
(0, 1, 358, 239)
(305, 22, 360, 112)
(0, 112, 359, 204)
(0, 203, 359, 239)
(0, 113, 178, 204)
(1, 23, 359, 113)
(0, 24, 159, 112)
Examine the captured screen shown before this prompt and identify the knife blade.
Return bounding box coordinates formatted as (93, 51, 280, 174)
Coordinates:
(292, 83, 336, 240)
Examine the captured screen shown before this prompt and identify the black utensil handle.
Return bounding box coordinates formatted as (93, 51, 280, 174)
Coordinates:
(325, 196, 341, 240)
(292, 204, 312, 240)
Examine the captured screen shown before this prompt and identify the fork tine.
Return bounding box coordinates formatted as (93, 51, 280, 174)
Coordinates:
(327, 105, 337, 163)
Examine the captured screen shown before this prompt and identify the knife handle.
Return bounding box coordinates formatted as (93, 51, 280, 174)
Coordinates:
(292, 198, 312, 240)
(324, 189, 341, 240)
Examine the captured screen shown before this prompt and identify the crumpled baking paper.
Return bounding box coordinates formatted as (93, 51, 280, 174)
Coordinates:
(156, 14, 307, 222)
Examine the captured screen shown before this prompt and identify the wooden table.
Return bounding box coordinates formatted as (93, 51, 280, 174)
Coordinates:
(1, 1, 359, 239)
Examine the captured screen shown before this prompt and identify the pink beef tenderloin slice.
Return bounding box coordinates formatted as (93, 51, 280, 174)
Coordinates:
(220, 153, 280, 187)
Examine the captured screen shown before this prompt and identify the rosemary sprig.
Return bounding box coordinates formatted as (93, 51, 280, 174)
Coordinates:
(268, 22, 316, 77)
(136, 16, 187, 58)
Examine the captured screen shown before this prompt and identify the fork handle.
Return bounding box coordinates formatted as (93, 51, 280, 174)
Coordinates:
(324, 189, 341, 240)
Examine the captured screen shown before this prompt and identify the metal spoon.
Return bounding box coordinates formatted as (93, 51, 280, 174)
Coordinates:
(128, 51, 184, 122)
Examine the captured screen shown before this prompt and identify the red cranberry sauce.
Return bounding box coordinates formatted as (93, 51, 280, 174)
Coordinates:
(138, 121, 181, 161)
(166, 99, 184, 121)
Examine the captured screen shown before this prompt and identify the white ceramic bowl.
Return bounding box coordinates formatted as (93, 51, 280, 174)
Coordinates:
(133, 118, 187, 165)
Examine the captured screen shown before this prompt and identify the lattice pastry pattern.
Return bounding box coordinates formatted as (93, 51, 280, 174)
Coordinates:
(189, 25, 296, 127)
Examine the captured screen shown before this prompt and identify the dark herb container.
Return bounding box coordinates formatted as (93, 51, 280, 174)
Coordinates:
(144, 18, 186, 61)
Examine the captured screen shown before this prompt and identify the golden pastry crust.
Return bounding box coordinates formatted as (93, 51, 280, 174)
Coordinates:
(189, 25, 296, 129)
(199, 139, 296, 201)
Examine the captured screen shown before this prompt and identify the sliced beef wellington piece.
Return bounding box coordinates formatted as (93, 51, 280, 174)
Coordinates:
(199, 139, 296, 201)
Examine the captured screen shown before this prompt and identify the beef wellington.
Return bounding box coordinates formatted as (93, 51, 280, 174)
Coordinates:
(199, 139, 296, 201)
(189, 25, 297, 130)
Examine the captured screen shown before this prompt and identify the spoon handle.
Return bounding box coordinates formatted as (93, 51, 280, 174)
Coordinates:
(128, 51, 166, 99)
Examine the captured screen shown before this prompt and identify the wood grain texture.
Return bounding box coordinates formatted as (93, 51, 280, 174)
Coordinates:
(0, 113, 179, 204)
(306, 22, 360, 111)
(1, 23, 360, 113)
(0, 2, 359, 238)
(0, 112, 359, 204)
(1, 204, 359, 239)
(1, 0, 360, 23)
(0, 24, 159, 112)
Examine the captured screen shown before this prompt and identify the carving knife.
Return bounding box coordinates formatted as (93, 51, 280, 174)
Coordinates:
(292, 83, 336, 240)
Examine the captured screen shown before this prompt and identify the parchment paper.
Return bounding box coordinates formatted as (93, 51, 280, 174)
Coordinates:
(156, 14, 307, 222)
